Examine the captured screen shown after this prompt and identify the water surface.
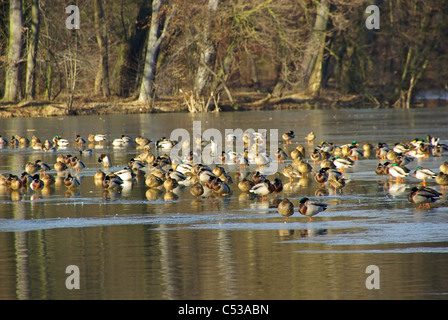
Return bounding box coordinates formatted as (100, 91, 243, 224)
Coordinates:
(1, 107, 448, 300)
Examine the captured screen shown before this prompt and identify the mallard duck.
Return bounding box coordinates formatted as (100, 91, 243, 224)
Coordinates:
(375, 162, 389, 175)
(439, 161, 448, 174)
(25, 161, 40, 174)
(94, 170, 106, 181)
(98, 154, 112, 168)
(297, 159, 313, 176)
(190, 182, 204, 198)
(156, 137, 176, 150)
(278, 198, 294, 223)
(275, 148, 288, 163)
(305, 131, 315, 144)
(70, 157, 86, 171)
(251, 171, 266, 184)
(290, 146, 304, 160)
(333, 156, 354, 172)
(238, 178, 255, 192)
(54, 161, 68, 172)
(388, 163, 410, 182)
(255, 153, 272, 168)
(272, 178, 283, 194)
(0, 135, 8, 146)
(310, 149, 321, 164)
(298, 197, 328, 221)
(197, 167, 218, 183)
(8, 174, 23, 190)
(20, 172, 33, 186)
(64, 174, 80, 189)
(393, 142, 409, 154)
(363, 143, 374, 157)
(314, 168, 328, 186)
(75, 135, 86, 146)
(53, 135, 70, 147)
(89, 134, 107, 143)
(17, 135, 29, 146)
(30, 174, 44, 192)
(407, 186, 442, 209)
(249, 180, 275, 201)
(102, 174, 123, 190)
(329, 175, 346, 193)
(114, 167, 136, 181)
(435, 172, 448, 189)
(282, 131, 295, 144)
(145, 174, 163, 188)
(414, 166, 436, 185)
(79, 148, 93, 157)
(213, 179, 231, 196)
(375, 142, 390, 160)
(42, 173, 56, 186)
(281, 164, 301, 183)
(212, 166, 226, 177)
(163, 176, 178, 192)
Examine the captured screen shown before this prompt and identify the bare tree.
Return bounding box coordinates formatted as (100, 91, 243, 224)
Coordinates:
(138, 0, 175, 105)
(94, 0, 111, 98)
(3, 0, 23, 102)
(25, 0, 40, 101)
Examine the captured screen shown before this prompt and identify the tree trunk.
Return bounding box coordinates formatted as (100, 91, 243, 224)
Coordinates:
(3, 0, 23, 102)
(299, 0, 329, 98)
(110, 0, 151, 97)
(94, 0, 111, 98)
(138, 0, 175, 104)
(194, 0, 219, 98)
(25, 0, 39, 101)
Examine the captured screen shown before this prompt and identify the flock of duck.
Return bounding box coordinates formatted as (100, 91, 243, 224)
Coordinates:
(1, 130, 448, 222)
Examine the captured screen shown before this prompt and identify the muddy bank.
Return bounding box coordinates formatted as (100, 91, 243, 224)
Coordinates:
(0, 92, 394, 119)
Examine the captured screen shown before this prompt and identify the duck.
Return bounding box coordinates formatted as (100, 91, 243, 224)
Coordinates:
(98, 154, 112, 168)
(375, 162, 390, 175)
(305, 131, 316, 144)
(54, 161, 68, 172)
(69, 157, 86, 171)
(272, 178, 283, 194)
(94, 170, 106, 181)
(388, 163, 410, 182)
(0, 135, 8, 146)
(145, 174, 163, 188)
(114, 167, 136, 182)
(282, 131, 295, 144)
(414, 166, 436, 185)
(275, 148, 288, 163)
(64, 174, 80, 189)
(53, 135, 70, 147)
(20, 172, 34, 187)
(435, 172, 448, 189)
(190, 182, 204, 198)
(213, 179, 231, 196)
(278, 198, 294, 223)
(249, 180, 275, 201)
(281, 164, 301, 183)
(163, 176, 178, 192)
(298, 197, 328, 221)
(238, 178, 255, 192)
(102, 174, 123, 190)
(290, 146, 304, 160)
(329, 175, 346, 193)
(407, 186, 442, 209)
(79, 148, 93, 157)
(197, 167, 218, 183)
(25, 161, 40, 174)
(135, 136, 152, 148)
(30, 174, 44, 192)
(314, 168, 329, 186)
(254, 153, 272, 168)
(8, 174, 23, 190)
(332, 156, 354, 172)
(310, 149, 321, 164)
(251, 171, 266, 184)
(89, 134, 107, 143)
(42, 173, 56, 186)
(75, 135, 86, 146)
(297, 159, 313, 176)
(156, 137, 177, 150)
(439, 161, 448, 174)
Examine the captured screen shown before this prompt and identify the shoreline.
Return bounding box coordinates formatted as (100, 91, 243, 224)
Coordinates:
(0, 92, 444, 119)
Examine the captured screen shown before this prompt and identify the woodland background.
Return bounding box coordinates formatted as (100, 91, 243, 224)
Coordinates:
(1, 0, 447, 115)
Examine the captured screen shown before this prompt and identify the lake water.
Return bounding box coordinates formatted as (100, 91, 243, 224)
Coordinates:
(1, 106, 448, 300)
